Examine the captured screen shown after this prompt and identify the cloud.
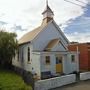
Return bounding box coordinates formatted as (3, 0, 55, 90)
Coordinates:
(64, 1, 90, 42)
(64, 16, 90, 34)
(0, 0, 86, 26)
(0, 21, 7, 25)
(0, 0, 89, 42)
(66, 32, 90, 42)
(12, 25, 27, 31)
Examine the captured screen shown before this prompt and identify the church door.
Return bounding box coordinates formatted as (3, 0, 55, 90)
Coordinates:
(56, 55, 63, 73)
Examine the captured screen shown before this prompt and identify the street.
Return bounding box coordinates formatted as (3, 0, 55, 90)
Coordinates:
(51, 80, 90, 90)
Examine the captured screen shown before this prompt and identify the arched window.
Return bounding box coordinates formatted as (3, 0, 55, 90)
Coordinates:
(28, 47, 30, 62)
(17, 49, 19, 61)
(21, 48, 24, 62)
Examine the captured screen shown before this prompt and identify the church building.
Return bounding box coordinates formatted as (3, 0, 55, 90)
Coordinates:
(12, 1, 79, 80)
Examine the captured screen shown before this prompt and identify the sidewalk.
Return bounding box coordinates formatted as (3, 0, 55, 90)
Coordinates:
(51, 80, 90, 90)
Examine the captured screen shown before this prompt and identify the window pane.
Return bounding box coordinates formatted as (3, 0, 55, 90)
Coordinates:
(21, 49, 24, 62)
(46, 56, 50, 64)
(71, 55, 75, 62)
(17, 50, 19, 61)
(56, 56, 62, 64)
(28, 47, 30, 62)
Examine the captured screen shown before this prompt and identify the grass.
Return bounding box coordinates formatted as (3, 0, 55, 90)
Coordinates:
(0, 69, 32, 90)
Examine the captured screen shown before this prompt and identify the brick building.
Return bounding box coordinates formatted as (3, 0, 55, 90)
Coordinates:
(68, 42, 90, 71)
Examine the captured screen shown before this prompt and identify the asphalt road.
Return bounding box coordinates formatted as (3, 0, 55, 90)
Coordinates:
(51, 80, 90, 90)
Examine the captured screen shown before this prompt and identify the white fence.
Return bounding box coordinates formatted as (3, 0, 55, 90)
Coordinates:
(80, 72, 90, 80)
(35, 74, 76, 90)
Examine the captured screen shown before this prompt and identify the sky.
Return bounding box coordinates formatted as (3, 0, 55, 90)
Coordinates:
(0, 0, 89, 43)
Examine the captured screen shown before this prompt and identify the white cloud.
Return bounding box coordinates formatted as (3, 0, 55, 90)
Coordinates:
(66, 32, 90, 43)
(0, 0, 89, 42)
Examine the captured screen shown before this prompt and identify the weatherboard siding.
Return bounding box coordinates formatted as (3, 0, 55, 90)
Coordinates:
(33, 22, 68, 51)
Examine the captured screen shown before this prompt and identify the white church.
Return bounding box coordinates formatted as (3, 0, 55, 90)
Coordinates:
(12, 1, 79, 80)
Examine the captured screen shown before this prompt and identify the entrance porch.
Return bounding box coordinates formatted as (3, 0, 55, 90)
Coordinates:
(33, 51, 69, 79)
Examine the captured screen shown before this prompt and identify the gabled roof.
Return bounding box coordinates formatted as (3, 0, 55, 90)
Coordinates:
(19, 20, 69, 45)
(45, 39, 59, 50)
(44, 38, 68, 51)
(18, 20, 48, 44)
(19, 27, 40, 44)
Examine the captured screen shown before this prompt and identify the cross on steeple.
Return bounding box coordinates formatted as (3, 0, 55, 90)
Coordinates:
(46, 0, 48, 6)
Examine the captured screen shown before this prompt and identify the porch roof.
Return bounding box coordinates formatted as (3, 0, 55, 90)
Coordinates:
(44, 39, 59, 51)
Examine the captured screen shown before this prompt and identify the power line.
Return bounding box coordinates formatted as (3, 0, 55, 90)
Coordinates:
(75, 0, 87, 5)
(64, 0, 85, 8)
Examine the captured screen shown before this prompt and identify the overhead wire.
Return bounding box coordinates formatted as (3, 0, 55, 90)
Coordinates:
(75, 0, 87, 5)
(64, 0, 85, 8)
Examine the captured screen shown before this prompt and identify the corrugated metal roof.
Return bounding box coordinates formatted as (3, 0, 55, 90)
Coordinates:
(19, 27, 41, 44)
(18, 20, 49, 44)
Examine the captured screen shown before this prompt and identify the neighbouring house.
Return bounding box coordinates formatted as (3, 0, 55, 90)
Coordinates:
(68, 42, 90, 71)
(12, 2, 79, 80)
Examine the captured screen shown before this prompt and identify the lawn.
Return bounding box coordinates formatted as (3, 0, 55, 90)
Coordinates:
(0, 69, 32, 90)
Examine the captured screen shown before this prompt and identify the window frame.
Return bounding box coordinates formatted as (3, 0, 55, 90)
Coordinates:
(17, 49, 19, 61)
(27, 47, 30, 62)
(45, 56, 50, 65)
(71, 55, 75, 63)
(56, 56, 62, 64)
(21, 48, 24, 62)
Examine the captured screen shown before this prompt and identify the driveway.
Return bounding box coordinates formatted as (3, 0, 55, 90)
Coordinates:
(51, 80, 90, 90)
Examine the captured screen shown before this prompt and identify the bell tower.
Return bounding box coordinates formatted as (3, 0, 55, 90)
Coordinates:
(42, 0, 54, 23)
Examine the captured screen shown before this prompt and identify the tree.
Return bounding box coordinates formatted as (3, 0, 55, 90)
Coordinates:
(0, 31, 18, 68)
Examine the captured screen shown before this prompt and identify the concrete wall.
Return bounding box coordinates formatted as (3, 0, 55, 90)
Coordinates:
(35, 74, 76, 90)
(80, 72, 90, 80)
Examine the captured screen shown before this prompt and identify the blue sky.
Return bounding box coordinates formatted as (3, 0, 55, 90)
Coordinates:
(0, 0, 89, 42)
(64, 2, 90, 42)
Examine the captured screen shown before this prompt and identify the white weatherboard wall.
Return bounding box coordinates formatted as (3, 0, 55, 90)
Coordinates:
(35, 74, 76, 90)
(32, 53, 41, 77)
(33, 22, 68, 51)
(40, 53, 56, 74)
(12, 43, 32, 71)
(80, 72, 90, 80)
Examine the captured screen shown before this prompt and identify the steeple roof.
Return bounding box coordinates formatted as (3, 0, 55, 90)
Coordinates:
(42, 0, 54, 23)
(42, 2, 54, 15)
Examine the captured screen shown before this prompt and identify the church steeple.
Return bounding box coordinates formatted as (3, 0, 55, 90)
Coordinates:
(42, 0, 54, 23)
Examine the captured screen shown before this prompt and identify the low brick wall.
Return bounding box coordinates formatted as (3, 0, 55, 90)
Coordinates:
(80, 72, 90, 80)
(35, 74, 76, 90)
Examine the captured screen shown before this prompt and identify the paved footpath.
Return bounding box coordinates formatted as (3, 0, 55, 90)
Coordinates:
(51, 80, 90, 90)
